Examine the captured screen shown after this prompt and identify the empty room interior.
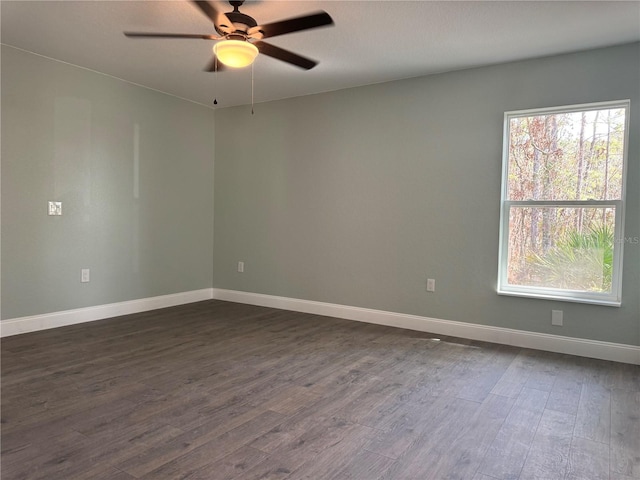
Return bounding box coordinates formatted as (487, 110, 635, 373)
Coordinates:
(1, 1, 639, 479)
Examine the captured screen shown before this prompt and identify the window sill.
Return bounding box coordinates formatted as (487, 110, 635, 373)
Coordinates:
(497, 289, 621, 307)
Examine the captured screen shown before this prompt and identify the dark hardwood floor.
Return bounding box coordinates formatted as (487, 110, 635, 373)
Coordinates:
(1, 300, 639, 480)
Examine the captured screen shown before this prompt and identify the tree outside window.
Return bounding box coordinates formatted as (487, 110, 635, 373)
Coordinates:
(498, 101, 629, 306)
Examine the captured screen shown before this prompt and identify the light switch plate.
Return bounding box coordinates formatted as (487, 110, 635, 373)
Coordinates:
(48, 201, 62, 216)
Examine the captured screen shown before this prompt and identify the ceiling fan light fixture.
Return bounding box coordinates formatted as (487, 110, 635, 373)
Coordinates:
(214, 40, 258, 68)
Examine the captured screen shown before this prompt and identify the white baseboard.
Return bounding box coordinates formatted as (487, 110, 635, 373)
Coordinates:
(212, 288, 640, 365)
(0, 289, 214, 337)
(3, 287, 638, 365)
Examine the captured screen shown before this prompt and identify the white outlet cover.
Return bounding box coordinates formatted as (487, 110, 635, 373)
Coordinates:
(551, 310, 563, 326)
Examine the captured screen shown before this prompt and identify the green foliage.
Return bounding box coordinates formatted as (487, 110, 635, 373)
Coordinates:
(506, 107, 626, 293)
(529, 225, 613, 292)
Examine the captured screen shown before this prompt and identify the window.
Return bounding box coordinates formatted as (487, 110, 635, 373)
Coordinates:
(498, 101, 629, 306)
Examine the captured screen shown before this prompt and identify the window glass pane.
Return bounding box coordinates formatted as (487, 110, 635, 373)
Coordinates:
(507, 206, 615, 293)
(507, 108, 625, 201)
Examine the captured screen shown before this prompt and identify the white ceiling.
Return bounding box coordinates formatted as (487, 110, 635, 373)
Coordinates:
(2, 1, 639, 108)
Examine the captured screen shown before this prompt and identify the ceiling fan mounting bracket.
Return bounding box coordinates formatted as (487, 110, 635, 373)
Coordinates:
(217, 2, 258, 36)
(229, 1, 245, 11)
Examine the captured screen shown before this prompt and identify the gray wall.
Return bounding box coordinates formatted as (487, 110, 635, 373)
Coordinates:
(1, 46, 215, 319)
(3, 42, 638, 346)
(214, 43, 640, 346)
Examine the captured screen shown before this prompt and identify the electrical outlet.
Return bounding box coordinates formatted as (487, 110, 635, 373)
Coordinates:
(551, 310, 563, 326)
(426, 278, 435, 292)
(238, 261, 244, 273)
(81, 269, 90, 283)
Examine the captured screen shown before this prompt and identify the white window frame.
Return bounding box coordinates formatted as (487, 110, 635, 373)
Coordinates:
(497, 100, 630, 306)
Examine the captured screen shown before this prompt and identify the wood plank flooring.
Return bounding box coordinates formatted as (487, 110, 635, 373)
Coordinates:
(1, 300, 639, 480)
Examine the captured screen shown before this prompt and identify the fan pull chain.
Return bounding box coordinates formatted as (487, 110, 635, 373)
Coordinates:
(251, 62, 255, 115)
(213, 57, 218, 105)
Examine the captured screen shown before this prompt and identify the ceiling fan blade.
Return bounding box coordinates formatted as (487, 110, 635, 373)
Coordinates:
(124, 32, 220, 40)
(249, 11, 333, 39)
(254, 41, 318, 70)
(191, 1, 235, 34)
(204, 55, 228, 72)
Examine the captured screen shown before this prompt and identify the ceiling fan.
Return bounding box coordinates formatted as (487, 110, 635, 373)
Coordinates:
(124, 0, 334, 71)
